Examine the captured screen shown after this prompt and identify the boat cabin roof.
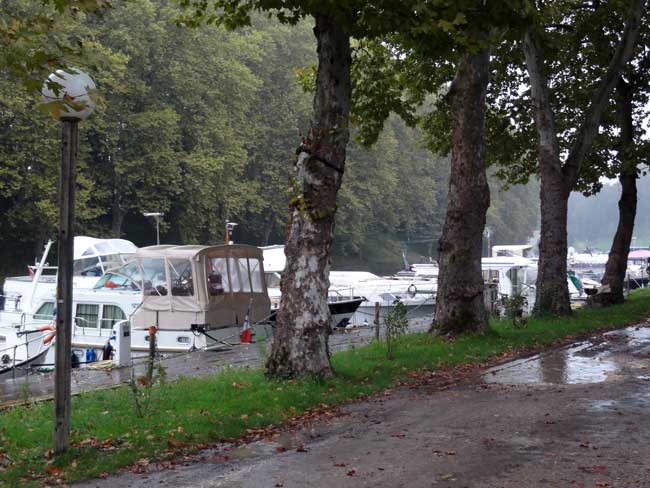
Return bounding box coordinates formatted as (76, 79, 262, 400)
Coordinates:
(73, 236, 137, 260)
(127, 243, 271, 329)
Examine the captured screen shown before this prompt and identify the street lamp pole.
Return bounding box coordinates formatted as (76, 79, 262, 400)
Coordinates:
(483, 227, 492, 257)
(143, 212, 164, 245)
(42, 68, 96, 455)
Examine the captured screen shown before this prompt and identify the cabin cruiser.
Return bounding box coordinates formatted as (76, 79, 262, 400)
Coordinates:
(0, 244, 271, 367)
(0, 237, 137, 316)
(327, 271, 437, 324)
(482, 255, 591, 315)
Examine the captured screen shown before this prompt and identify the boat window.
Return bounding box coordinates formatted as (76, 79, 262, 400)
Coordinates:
(229, 258, 242, 292)
(101, 305, 126, 329)
(76, 304, 99, 328)
(169, 259, 194, 296)
(482, 270, 499, 282)
(208, 258, 230, 295)
(248, 258, 263, 292)
(100, 254, 126, 273)
(73, 257, 103, 277)
(507, 268, 520, 295)
(94, 272, 140, 291)
(141, 258, 167, 296)
(34, 302, 54, 321)
(265, 272, 281, 289)
(94, 242, 111, 254)
(109, 239, 137, 254)
(238, 258, 252, 292)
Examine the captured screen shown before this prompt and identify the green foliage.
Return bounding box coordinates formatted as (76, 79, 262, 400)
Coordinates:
(0, 1, 540, 276)
(127, 361, 167, 418)
(0, 0, 114, 90)
(490, 1, 649, 190)
(384, 299, 408, 359)
(500, 293, 528, 329)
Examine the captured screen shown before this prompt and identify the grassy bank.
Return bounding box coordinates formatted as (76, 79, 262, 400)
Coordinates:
(2, 289, 650, 486)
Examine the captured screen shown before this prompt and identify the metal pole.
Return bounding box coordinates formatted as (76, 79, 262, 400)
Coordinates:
(156, 218, 160, 245)
(54, 119, 78, 454)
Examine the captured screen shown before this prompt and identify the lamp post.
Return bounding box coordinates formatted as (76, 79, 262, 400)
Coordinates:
(483, 226, 492, 257)
(225, 220, 238, 244)
(143, 212, 164, 245)
(42, 68, 96, 455)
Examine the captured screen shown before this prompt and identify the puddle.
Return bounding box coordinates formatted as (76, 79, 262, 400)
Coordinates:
(484, 326, 650, 386)
(589, 399, 618, 412)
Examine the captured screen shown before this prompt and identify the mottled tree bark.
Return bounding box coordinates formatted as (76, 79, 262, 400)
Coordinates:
(266, 14, 351, 378)
(590, 78, 637, 306)
(523, 1, 643, 316)
(535, 161, 572, 315)
(432, 46, 490, 335)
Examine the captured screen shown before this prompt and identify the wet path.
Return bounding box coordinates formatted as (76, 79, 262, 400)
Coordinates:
(0, 318, 431, 408)
(484, 325, 650, 385)
(76, 324, 650, 488)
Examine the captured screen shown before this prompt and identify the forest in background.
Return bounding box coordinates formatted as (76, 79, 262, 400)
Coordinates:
(0, 0, 541, 277)
(569, 177, 650, 251)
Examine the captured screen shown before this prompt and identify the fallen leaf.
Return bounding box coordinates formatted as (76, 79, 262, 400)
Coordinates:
(45, 466, 63, 476)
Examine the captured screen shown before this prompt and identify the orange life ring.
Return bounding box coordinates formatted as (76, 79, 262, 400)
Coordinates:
(39, 324, 56, 345)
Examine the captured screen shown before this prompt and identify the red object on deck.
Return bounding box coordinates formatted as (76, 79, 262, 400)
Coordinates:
(240, 327, 252, 344)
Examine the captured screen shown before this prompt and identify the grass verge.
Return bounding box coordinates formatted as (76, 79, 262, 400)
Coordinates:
(2, 289, 650, 486)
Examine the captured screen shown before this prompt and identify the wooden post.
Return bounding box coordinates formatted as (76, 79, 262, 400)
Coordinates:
(374, 302, 380, 341)
(147, 326, 157, 385)
(54, 119, 78, 454)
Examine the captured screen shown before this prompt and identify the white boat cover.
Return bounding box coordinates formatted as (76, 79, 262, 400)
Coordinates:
(130, 244, 270, 330)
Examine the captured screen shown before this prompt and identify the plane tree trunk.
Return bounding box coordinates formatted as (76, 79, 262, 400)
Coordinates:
(522, 1, 643, 316)
(590, 77, 637, 306)
(265, 13, 351, 379)
(432, 45, 491, 336)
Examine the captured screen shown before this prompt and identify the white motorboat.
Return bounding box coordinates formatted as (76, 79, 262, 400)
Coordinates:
(0, 244, 271, 365)
(261, 245, 364, 328)
(0, 237, 137, 316)
(328, 271, 437, 324)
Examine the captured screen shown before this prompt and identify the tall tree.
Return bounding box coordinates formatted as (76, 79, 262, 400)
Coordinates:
(180, 0, 366, 377)
(434, 41, 491, 334)
(352, 3, 529, 335)
(523, 0, 644, 315)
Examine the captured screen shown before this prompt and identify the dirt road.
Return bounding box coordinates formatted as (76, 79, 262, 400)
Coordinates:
(77, 326, 650, 488)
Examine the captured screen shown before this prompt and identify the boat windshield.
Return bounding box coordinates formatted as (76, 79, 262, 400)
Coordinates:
(142, 258, 167, 296)
(93, 262, 142, 291)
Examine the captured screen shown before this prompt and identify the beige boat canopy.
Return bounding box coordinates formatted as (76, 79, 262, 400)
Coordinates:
(125, 244, 271, 330)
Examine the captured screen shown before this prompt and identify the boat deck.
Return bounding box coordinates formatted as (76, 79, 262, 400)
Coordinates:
(0, 317, 431, 408)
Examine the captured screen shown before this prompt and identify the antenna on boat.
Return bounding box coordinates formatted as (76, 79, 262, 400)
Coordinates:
(225, 221, 238, 244)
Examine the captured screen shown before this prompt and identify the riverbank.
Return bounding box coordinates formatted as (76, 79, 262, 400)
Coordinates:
(2, 289, 650, 486)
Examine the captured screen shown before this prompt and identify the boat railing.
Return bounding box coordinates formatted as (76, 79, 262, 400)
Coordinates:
(0, 330, 49, 378)
(73, 317, 116, 337)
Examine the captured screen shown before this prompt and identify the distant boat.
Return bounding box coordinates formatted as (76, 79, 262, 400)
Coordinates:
(260, 245, 364, 328)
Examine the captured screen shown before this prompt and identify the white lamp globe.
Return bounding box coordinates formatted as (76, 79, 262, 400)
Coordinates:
(41, 69, 96, 121)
